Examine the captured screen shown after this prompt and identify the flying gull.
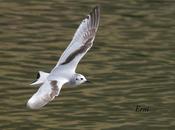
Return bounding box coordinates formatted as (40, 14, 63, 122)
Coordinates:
(27, 6, 100, 109)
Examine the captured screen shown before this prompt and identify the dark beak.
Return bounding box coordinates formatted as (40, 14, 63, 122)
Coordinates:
(86, 80, 91, 83)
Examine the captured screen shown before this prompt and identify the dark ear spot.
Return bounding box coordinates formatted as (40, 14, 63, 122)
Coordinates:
(76, 78, 78, 80)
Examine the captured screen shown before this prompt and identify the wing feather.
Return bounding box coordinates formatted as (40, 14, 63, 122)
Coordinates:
(51, 6, 100, 73)
(27, 79, 68, 109)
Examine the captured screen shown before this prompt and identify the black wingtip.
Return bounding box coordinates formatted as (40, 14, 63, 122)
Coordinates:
(92, 5, 100, 12)
(36, 72, 40, 79)
(94, 5, 100, 9)
(31, 72, 40, 83)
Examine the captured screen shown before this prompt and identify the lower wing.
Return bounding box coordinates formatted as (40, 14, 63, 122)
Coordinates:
(27, 79, 68, 109)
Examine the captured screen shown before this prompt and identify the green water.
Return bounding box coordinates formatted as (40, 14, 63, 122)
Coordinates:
(0, 0, 174, 130)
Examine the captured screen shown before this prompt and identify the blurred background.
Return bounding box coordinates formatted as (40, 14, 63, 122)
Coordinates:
(0, 0, 174, 130)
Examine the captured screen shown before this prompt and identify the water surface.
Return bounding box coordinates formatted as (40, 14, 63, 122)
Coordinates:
(0, 0, 175, 130)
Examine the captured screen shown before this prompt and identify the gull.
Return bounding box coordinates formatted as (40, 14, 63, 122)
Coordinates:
(27, 6, 100, 109)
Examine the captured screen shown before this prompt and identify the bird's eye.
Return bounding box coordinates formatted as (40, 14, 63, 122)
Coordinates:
(81, 78, 83, 80)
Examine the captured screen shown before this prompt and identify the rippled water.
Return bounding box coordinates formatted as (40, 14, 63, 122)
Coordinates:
(0, 0, 175, 129)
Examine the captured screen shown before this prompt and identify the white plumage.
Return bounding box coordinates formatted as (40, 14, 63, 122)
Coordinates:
(27, 6, 100, 109)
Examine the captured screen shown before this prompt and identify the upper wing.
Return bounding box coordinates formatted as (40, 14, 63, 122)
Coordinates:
(27, 79, 68, 109)
(51, 6, 100, 73)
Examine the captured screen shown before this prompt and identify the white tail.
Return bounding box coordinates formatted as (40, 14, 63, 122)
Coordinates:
(30, 71, 49, 86)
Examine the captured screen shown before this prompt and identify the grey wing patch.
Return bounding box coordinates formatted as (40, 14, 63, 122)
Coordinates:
(50, 80, 59, 99)
(60, 37, 94, 65)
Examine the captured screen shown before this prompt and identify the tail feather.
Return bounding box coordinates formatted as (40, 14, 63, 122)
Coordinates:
(30, 71, 49, 86)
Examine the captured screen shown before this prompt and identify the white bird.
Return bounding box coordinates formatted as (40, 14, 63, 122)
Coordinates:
(27, 6, 100, 109)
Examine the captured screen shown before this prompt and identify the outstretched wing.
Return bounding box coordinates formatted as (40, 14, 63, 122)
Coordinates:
(52, 6, 100, 73)
(27, 79, 68, 109)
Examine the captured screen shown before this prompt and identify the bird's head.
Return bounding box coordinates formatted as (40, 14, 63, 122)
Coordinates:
(74, 73, 90, 86)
